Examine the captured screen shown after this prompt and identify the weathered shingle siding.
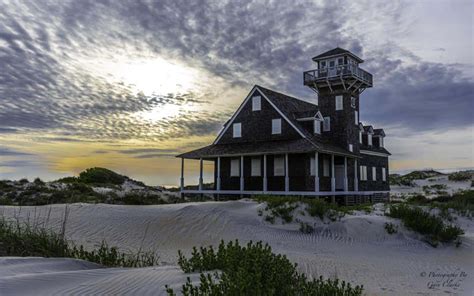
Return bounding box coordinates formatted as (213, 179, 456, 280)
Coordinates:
(319, 91, 360, 154)
(358, 155, 390, 191)
(217, 90, 302, 145)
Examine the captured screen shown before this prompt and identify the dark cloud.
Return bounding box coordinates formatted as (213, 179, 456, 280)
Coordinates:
(118, 148, 177, 154)
(133, 153, 176, 159)
(0, 0, 471, 146)
(0, 148, 33, 156)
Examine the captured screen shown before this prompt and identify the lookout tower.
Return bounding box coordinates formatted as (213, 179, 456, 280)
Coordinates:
(303, 47, 373, 152)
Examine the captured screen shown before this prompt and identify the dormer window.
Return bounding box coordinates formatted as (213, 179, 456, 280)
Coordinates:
(272, 118, 281, 134)
(233, 123, 241, 138)
(252, 96, 261, 111)
(368, 133, 372, 146)
(320, 61, 326, 68)
(337, 57, 343, 65)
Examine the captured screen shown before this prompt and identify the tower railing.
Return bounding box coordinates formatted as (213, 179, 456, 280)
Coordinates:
(304, 64, 373, 86)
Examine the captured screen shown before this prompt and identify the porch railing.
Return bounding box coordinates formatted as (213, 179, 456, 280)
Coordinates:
(304, 65, 373, 86)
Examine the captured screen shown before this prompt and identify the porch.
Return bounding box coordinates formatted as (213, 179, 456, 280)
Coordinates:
(179, 152, 381, 197)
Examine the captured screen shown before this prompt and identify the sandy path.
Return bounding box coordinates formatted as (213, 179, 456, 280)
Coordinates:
(1, 201, 473, 295)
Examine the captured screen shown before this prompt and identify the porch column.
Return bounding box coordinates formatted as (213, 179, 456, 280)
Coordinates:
(216, 157, 221, 191)
(240, 155, 244, 192)
(263, 154, 267, 192)
(199, 158, 203, 191)
(343, 157, 348, 191)
(285, 153, 289, 192)
(180, 158, 184, 191)
(354, 159, 359, 191)
(314, 152, 319, 192)
(331, 154, 335, 192)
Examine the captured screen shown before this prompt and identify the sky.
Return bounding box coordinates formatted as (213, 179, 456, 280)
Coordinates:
(0, 0, 473, 186)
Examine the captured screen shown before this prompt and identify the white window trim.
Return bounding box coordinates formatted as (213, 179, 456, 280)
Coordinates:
(335, 95, 343, 111)
(310, 156, 315, 176)
(382, 167, 386, 181)
(348, 144, 353, 152)
(252, 96, 261, 111)
(233, 123, 241, 138)
(359, 131, 362, 143)
(372, 167, 377, 181)
(251, 157, 261, 176)
(323, 117, 331, 132)
(368, 134, 373, 146)
(354, 110, 358, 125)
(274, 156, 285, 176)
(272, 118, 282, 135)
(230, 159, 240, 177)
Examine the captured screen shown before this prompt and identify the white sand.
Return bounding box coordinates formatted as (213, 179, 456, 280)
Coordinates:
(1, 201, 473, 295)
(391, 175, 472, 197)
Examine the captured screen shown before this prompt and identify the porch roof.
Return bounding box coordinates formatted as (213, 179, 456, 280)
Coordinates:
(177, 138, 358, 159)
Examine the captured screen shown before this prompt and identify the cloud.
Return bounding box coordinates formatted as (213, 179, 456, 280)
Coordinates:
(0, 148, 33, 156)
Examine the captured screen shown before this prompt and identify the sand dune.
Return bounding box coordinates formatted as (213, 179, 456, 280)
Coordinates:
(1, 200, 473, 295)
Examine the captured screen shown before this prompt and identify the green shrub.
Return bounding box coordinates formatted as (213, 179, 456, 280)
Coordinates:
(78, 167, 126, 185)
(33, 178, 45, 186)
(0, 217, 158, 267)
(448, 171, 473, 182)
(384, 222, 398, 234)
(167, 240, 363, 296)
(18, 178, 29, 184)
(387, 204, 463, 246)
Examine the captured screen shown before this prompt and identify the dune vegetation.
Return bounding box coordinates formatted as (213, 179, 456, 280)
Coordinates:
(166, 240, 363, 296)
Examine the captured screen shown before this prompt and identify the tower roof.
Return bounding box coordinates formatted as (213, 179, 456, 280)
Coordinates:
(312, 47, 364, 63)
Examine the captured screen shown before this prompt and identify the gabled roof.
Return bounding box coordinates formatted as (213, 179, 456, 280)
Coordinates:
(374, 129, 386, 137)
(312, 47, 364, 63)
(363, 125, 374, 133)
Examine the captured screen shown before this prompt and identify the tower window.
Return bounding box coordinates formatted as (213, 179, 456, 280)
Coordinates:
(272, 119, 282, 134)
(320, 61, 326, 69)
(323, 117, 331, 131)
(338, 58, 343, 65)
(380, 137, 384, 147)
(233, 123, 241, 138)
(329, 60, 335, 67)
(368, 134, 373, 146)
(252, 96, 261, 111)
(335, 95, 343, 110)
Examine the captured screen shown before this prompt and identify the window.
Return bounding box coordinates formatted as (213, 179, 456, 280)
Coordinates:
(274, 156, 285, 176)
(230, 159, 240, 177)
(314, 120, 321, 134)
(323, 117, 331, 131)
(272, 118, 281, 135)
(252, 96, 261, 111)
(372, 167, 377, 181)
(320, 61, 326, 68)
(359, 131, 362, 143)
(329, 60, 335, 67)
(233, 123, 241, 138)
(323, 157, 330, 177)
(360, 166, 367, 181)
(310, 156, 316, 176)
(354, 110, 358, 125)
(382, 167, 386, 182)
(349, 144, 353, 152)
(338, 58, 343, 65)
(335, 95, 343, 110)
(351, 97, 356, 108)
(368, 134, 372, 146)
(380, 137, 384, 147)
(251, 157, 261, 176)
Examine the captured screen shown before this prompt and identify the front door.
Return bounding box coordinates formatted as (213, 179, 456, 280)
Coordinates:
(335, 165, 345, 190)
